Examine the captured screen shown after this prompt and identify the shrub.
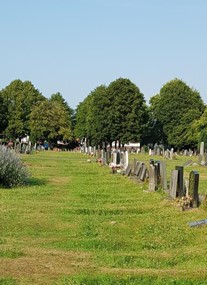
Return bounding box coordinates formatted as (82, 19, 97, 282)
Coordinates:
(0, 145, 30, 188)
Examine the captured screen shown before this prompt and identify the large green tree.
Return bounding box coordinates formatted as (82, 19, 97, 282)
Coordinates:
(150, 78, 205, 149)
(50, 92, 74, 127)
(107, 78, 148, 145)
(29, 99, 72, 143)
(0, 79, 44, 139)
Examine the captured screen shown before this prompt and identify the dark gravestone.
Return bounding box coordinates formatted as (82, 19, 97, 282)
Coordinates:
(169, 170, 178, 198)
(175, 166, 184, 197)
(117, 151, 121, 165)
(189, 171, 199, 208)
(154, 161, 161, 187)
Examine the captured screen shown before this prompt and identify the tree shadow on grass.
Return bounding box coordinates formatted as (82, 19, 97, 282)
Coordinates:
(29, 177, 48, 187)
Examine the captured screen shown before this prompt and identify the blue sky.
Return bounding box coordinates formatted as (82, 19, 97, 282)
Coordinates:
(1, 0, 207, 109)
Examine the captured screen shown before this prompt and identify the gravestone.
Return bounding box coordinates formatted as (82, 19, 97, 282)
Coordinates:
(160, 161, 167, 191)
(169, 170, 178, 198)
(157, 147, 161, 156)
(117, 151, 121, 165)
(119, 151, 125, 167)
(170, 148, 174, 160)
(189, 219, 207, 227)
(175, 166, 184, 197)
(125, 164, 132, 176)
(148, 164, 156, 191)
(183, 160, 192, 167)
(134, 161, 142, 177)
(200, 142, 204, 156)
(189, 171, 199, 208)
(139, 164, 147, 181)
(124, 151, 129, 170)
(112, 151, 117, 165)
(131, 159, 137, 175)
(154, 161, 161, 187)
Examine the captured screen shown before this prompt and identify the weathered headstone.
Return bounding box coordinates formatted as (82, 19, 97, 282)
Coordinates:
(148, 164, 156, 191)
(200, 142, 204, 156)
(160, 161, 167, 191)
(131, 159, 137, 175)
(139, 164, 147, 181)
(183, 160, 192, 167)
(170, 148, 174, 160)
(169, 170, 178, 198)
(175, 166, 184, 197)
(134, 161, 142, 177)
(124, 151, 129, 170)
(189, 171, 199, 208)
(189, 219, 207, 227)
(125, 164, 132, 176)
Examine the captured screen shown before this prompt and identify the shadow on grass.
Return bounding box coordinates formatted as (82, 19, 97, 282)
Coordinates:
(29, 177, 48, 187)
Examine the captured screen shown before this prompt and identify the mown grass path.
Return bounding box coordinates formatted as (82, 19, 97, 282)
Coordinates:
(0, 151, 207, 285)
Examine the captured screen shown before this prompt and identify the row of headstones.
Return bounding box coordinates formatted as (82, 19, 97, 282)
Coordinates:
(149, 161, 199, 208)
(169, 166, 199, 207)
(126, 158, 199, 208)
(124, 159, 149, 182)
(13, 142, 33, 154)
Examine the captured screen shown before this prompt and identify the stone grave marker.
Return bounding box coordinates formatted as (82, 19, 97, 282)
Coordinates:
(175, 166, 184, 197)
(125, 164, 132, 176)
(189, 170, 199, 208)
(148, 164, 156, 191)
(169, 170, 178, 198)
(200, 141, 204, 156)
(160, 161, 167, 191)
(134, 161, 142, 177)
(124, 150, 129, 170)
(183, 160, 192, 167)
(139, 164, 147, 181)
(131, 158, 137, 175)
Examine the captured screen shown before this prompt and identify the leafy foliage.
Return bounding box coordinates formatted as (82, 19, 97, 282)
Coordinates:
(75, 78, 149, 146)
(0, 80, 44, 139)
(150, 78, 205, 148)
(0, 146, 30, 188)
(29, 99, 72, 142)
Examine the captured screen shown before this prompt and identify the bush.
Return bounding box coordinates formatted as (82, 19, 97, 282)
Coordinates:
(0, 145, 30, 188)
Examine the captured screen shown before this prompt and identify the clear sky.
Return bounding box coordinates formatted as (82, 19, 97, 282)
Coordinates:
(1, 0, 207, 109)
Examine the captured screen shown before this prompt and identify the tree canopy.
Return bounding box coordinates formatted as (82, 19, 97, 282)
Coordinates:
(0, 80, 44, 139)
(149, 78, 205, 149)
(29, 99, 72, 143)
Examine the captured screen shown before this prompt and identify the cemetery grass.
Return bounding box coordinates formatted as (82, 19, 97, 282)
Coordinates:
(0, 152, 207, 285)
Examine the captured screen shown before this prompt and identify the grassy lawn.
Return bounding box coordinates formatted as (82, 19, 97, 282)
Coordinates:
(0, 151, 207, 284)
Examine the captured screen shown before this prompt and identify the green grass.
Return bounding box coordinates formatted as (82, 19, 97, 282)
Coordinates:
(0, 151, 207, 284)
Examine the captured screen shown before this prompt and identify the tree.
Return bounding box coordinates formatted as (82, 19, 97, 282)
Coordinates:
(50, 92, 74, 127)
(107, 78, 148, 145)
(29, 99, 72, 143)
(0, 79, 44, 139)
(150, 78, 205, 149)
(186, 107, 207, 148)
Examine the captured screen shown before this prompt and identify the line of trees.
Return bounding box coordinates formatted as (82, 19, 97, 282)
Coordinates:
(0, 78, 206, 150)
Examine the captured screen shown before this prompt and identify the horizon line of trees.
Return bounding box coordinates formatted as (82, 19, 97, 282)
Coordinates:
(0, 78, 206, 150)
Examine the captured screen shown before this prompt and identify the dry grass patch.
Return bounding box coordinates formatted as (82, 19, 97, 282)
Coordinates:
(0, 247, 92, 278)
